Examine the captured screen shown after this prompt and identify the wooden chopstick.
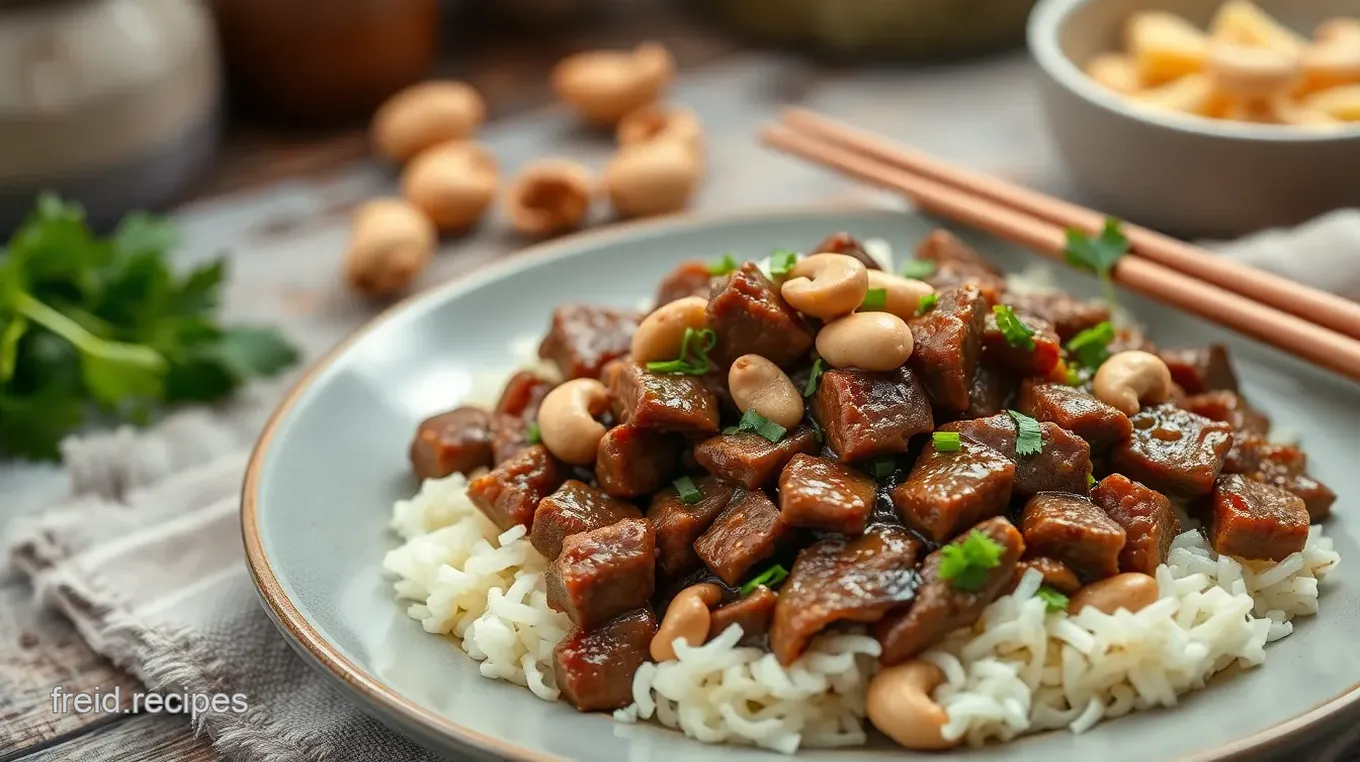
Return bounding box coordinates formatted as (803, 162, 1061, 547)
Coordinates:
(760, 122, 1360, 383)
(779, 107, 1360, 343)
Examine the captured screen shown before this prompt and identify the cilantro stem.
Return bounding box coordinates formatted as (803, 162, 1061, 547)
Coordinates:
(1100, 276, 1118, 310)
(14, 292, 166, 372)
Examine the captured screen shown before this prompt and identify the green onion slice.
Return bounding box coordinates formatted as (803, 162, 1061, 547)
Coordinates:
(932, 431, 962, 452)
(674, 475, 703, 504)
(740, 564, 789, 596)
(916, 292, 939, 316)
(899, 259, 936, 280)
(860, 288, 887, 311)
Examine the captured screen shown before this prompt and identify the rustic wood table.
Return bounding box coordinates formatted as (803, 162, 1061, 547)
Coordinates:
(2, 11, 1357, 762)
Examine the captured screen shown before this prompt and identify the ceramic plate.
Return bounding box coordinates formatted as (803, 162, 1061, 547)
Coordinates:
(243, 208, 1360, 762)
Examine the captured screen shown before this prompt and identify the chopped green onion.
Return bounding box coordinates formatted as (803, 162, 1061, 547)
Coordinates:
(938, 530, 1004, 591)
(932, 431, 962, 452)
(1087, 472, 1097, 489)
(808, 416, 825, 444)
(1007, 409, 1044, 456)
(803, 358, 825, 398)
(707, 253, 739, 276)
(721, 425, 739, 435)
(646, 327, 716, 375)
(870, 457, 896, 479)
(1066, 321, 1116, 369)
(525, 422, 541, 444)
(1036, 585, 1070, 613)
(899, 259, 936, 280)
(673, 475, 703, 504)
(860, 288, 887, 311)
(1066, 365, 1082, 387)
(992, 305, 1036, 351)
(1063, 218, 1128, 306)
(916, 292, 939, 316)
(736, 409, 786, 443)
(740, 563, 789, 596)
(770, 249, 798, 277)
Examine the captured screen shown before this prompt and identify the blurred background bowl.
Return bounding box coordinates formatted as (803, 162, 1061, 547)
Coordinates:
(1029, 0, 1360, 238)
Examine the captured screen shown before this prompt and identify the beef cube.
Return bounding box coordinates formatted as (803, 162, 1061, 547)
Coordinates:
(1022, 492, 1127, 580)
(693, 427, 819, 489)
(876, 517, 1025, 665)
(490, 413, 536, 464)
(595, 424, 682, 497)
(539, 304, 641, 380)
(1005, 292, 1110, 342)
(1017, 380, 1132, 452)
(707, 263, 814, 368)
(777, 454, 876, 534)
(409, 407, 494, 480)
(554, 608, 657, 711)
(1006, 556, 1081, 595)
(1091, 474, 1180, 575)
(810, 366, 934, 463)
(961, 361, 1015, 420)
(1207, 475, 1309, 561)
(809, 231, 882, 271)
(1159, 345, 1239, 395)
(647, 476, 735, 580)
(708, 585, 778, 646)
(608, 361, 719, 434)
(772, 525, 922, 665)
(908, 286, 988, 412)
(694, 489, 789, 586)
(655, 260, 715, 306)
(942, 414, 1091, 498)
(1110, 404, 1233, 498)
(495, 371, 555, 418)
(916, 229, 1006, 303)
(1257, 471, 1336, 523)
(546, 518, 656, 629)
(466, 445, 566, 531)
(1181, 391, 1270, 436)
(891, 439, 1015, 543)
(531, 480, 642, 561)
(981, 310, 1064, 378)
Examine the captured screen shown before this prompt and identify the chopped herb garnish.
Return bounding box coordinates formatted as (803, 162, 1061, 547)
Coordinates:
(645, 327, 716, 375)
(1066, 321, 1116, 369)
(1007, 409, 1044, 456)
(707, 252, 739, 276)
(870, 457, 896, 479)
(525, 422, 541, 444)
(674, 475, 703, 504)
(860, 288, 887, 311)
(938, 530, 1005, 591)
(734, 409, 786, 443)
(803, 358, 825, 398)
(916, 292, 939, 316)
(770, 249, 798, 277)
(1086, 472, 1097, 489)
(1066, 365, 1083, 387)
(933, 431, 962, 452)
(1036, 585, 1070, 613)
(992, 305, 1036, 351)
(1063, 218, 1129, 306)
(899, 259, 936, 280)
(740, 563, 789, 596)
(808, 416, 825, 444)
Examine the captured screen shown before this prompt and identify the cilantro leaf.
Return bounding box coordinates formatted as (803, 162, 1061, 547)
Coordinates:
(1065, 321, 1116, 369)
(0, 315, 26, 383)
(0, 387, 85, 461)
(213, 327, 299, 378)
(1007, 409, 1044, 456)
(769, 250, 798, 278)
(707, 253, 738, 276)
(938, 530, 1004, 591)
(1064, 218, 1129, 306)
(1036, 585, 1069, 613)
(171, 257, 227, 316)
(992, 305, 1036, 351)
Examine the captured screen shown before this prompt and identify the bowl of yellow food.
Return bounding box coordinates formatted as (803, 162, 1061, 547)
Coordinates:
(1029, 0, 1360, 237)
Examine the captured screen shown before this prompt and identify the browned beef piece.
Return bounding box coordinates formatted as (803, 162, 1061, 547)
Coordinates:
(490, 414, 535, 464)
(409, 407, 494, 480)
(1016, 381, 1132, 452)
(1005, 292, 1111, 342)
(655, 260, 714, 306)
(981, 310, 1065, 379)
(466, 445, 566, 531)
(1110, 404, 1233, 498)
(1006, 556, 1081, 595)
(531, 480, 642, 561)
(608, 361, 719, 434)
(554, 608, 657, 711)
(708, 585, 778, 646)
(1223, 436, 1336, 522)
(693, 427, 819, 489)
(707, 263, 814, 368)
(546, 518, 656, 629)
(1159, 345, 1239, 395)
(495, 371, 554, 418)
(595, 424, 682, 497)
(908, 286, 988, 412)
(694, 489, 789, 586)
(1022, 492, 1127, 580)
(809, 231, 881, 270)
(772, 525, 922, 665)
(810, 367, 934, 462)
(891, 438, 1015, 543)
(962, 361, 1015, 419)
(942, 414, 1091, 498)
(1254, 471, 1335, 523)
(876, 517, 1025, 665)
(777, 454, 876, 534)
(1207, 474, 1310, 561)
(916, 229, 1006, 303)
(647, 476, 735, 580)
(1181, 391, 1270, 436)
(1090, 474, 1180, 575)
(539, 304, 641, 380)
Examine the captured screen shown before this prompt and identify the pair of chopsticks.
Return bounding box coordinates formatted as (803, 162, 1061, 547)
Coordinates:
(761, 109, 1360, 383)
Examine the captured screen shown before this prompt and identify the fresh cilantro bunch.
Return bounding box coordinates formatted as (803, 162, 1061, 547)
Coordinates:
(0, 195, 299, 461)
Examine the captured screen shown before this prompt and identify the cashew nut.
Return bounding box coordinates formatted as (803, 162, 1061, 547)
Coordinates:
(650, 582, 723, 662)
(1092, 350, 1173, 416)
(537, 378, 609, 466)
(728, 354, 804, 429)
(617, 103, 705, 160)
(631, 296, 708, 364)
(504, 158, 593, 238)
(1207, 41, 1301, 98)
(865, 660, 957, 751)
(552, 42, 675, 126)
(342, 199, 437, 299)
(401, 142, 499, 233)
(816, 312, 914, 371)
(1068, 573, 1160, 616)
(780, 253, 869, 320)
(371, 81, 486, 163)
(1302, 19, 1360, 92)
(863, 269, 935, 322)
(603, 140, 700, 218)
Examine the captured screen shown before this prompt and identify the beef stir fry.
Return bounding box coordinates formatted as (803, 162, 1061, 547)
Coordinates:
(408, 229, 1335, 721)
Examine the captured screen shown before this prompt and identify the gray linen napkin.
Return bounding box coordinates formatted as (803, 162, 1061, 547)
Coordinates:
(5, 211, 1360, 762)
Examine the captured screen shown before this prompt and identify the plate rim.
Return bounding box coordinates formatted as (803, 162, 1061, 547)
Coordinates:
(240, 204, 1360, 762)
